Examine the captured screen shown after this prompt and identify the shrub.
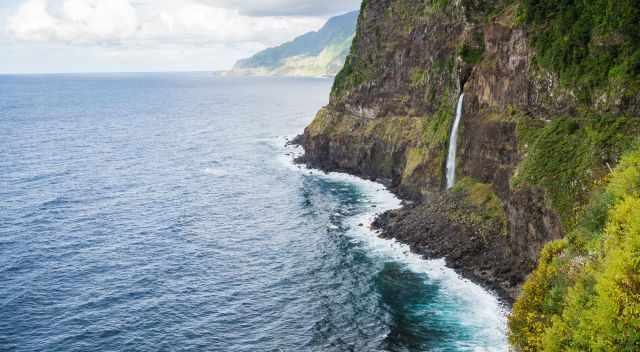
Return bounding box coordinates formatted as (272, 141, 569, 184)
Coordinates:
(519, 0, 640, 102)
(509, 240, 569, 351)
(512, 116, 640, 227)
(509, 144, 640, 351)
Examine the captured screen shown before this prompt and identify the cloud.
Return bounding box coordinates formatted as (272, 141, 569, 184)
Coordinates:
(2, 0, 361, 73)
(201, 0, 362, 17)
(7, 0, 329, 46)
(8, 0, 138, 44)
(136, 1, 325, 46)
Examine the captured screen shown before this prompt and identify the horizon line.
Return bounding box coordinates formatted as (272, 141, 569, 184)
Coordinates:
(0, 70, 225, 76)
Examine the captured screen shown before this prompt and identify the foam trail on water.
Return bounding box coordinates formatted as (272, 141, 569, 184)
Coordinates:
(277, 137, 509, 352)
(447, 94, 465, 189)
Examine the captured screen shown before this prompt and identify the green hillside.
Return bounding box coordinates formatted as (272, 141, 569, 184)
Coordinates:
(229, 11, 358, 77)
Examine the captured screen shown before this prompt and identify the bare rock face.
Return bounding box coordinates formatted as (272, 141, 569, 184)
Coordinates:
(301, 0, 635, 301)
(301, 108, 441, 199)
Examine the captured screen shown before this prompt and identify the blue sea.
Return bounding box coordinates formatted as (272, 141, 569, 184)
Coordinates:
(0, 73, 507, 352)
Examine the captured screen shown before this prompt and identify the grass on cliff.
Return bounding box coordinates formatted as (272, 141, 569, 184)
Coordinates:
(409, 68, 428, 88)
(509, 143, 640, 351)
(423, 90, 456, 150)
(452, 177, 508, 236)
(458, 30, 485, 65)
(519, 0, 640, 102)
(331, 55, 374, 100)
(512, 115, 640, 228)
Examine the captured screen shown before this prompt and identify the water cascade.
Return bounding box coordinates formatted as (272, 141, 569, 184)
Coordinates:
(446, 94, 464, 189)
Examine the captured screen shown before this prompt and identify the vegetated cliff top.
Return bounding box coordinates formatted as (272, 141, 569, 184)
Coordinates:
(230, 11, 359, 77)
(332, 0, 639, 117)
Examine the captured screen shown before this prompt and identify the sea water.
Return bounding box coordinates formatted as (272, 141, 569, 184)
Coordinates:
(0, 73, 507, 352)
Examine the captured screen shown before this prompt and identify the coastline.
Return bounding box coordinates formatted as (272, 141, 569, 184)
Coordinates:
(287, 135, 520, 305)
(280, 136, 510, 350)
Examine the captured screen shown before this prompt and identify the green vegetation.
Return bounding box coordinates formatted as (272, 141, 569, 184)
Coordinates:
(306, 107, 434, 188)
(431, 0, 450, 11)
(331, 54, 373, 98)
(512, 115, 640, 227)
(233, 11, 358, 77)
(509, 239, 569, 351)
(332, 0, 456, 99)
(452, 177, 508, 235)
(432, 57, 455, 76)
(519, 0, 640, 102)
(306, 109, 423, 148)
(403, 148, 428, 180)
(331, 1, 374, 99)
(423, 91, 455, 150)
(509, 144, 640, 351)
(409, 68, 428, 88)
(459, 43, 484, 64)
(458, 31, 485, 64)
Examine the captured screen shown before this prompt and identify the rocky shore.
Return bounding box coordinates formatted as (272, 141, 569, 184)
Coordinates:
(296, 142, 525, 304)
(372, 194, 527, 304)
(295, 133, 522, 303)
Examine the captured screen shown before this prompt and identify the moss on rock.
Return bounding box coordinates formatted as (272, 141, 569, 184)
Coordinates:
(511, 115, 640, 228)
(452, 177, 508, 235)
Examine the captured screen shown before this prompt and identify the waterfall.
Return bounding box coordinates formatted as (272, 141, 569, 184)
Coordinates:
(446, 94, 464, 189)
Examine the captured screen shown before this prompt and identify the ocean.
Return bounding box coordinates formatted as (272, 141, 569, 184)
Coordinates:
(0, 73, 507, 352)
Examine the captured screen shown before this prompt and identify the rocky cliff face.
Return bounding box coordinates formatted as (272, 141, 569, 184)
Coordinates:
(301, 0, 639, 304)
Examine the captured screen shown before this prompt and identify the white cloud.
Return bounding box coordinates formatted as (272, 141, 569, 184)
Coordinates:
(8, 0, 138, 44)
(1, 0, 360, 73)
(201, 0, 361, 16)
(136, 2, 324, 46)
(7, 0, 327, 46)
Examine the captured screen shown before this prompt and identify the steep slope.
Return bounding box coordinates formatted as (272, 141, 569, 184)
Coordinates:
(229, 11, 358, 77)
(300, 0, 640, 349)
(508, 147, 640, 350)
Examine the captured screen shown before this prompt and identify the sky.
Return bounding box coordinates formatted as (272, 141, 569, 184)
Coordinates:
(0, 0, 361, 74)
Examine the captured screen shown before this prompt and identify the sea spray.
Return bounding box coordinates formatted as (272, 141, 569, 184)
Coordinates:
(446, 94, 465, 189)
(279, 137, 509, 351)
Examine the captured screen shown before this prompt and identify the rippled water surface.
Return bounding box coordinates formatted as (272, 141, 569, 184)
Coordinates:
(0, 73, 507, 352)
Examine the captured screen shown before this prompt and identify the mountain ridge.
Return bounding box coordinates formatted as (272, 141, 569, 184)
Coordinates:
(228, 11, 359, 78)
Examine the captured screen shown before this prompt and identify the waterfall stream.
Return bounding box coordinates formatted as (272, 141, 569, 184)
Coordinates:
(446, 94, 464, 189)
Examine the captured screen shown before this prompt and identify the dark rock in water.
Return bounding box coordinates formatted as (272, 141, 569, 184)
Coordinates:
(285, 134, 305, 147)
(374, 192, 528, 304)
(293, 154, 306, 165)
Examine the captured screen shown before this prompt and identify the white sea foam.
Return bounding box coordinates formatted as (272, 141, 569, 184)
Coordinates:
(277, 136, 509, 351)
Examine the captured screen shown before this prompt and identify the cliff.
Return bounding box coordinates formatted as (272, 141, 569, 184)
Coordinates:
(228, 11, 358, 77)
(300, 0, 640, 350)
